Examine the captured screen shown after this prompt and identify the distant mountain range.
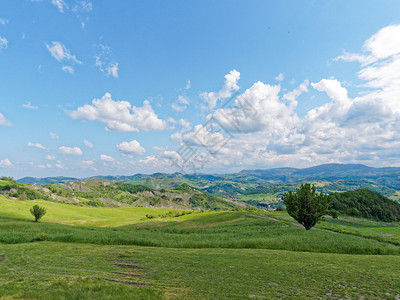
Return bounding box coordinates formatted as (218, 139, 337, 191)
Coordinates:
(16, 164, 400, 202)
(241, 163, 400, 188)
(17, 163, 400, 186)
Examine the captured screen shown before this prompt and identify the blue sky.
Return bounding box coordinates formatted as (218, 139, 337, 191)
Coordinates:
(1, 0, 400, 178)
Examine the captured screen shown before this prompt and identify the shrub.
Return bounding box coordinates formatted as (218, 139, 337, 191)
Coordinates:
(30, 205, 47, 222)
(275, 205, 286, 211)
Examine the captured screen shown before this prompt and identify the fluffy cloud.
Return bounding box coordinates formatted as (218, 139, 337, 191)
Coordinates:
(336, 24, 400, 113)
(46, 155, 56, 160)
(0, 159, 12, 168)
(0, 18, 8, 25)
(27, 142, 47, 150)
(170, 119, 192, 143)
(0, 113, 11, 126)
(116, 140, 146, 155)
(201, 70, 240, 110)
(167, 25, 400, 171)
(311, 79, 348, 103)
(0, 36, 8, 49)
(69, 93, 168, 132)
(46, 42, 82, 64)
(211, 81, 297, 134)
(100, 154, 115, 162)
(283, 80, 309, 109)
(335, 25, 400, 65)
(59, 146, 83, 156)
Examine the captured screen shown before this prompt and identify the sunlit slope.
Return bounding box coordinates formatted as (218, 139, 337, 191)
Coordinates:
(0, 195, 199, 227)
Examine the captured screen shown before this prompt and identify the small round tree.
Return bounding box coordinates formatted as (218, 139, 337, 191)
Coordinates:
(282, 183, 331, 230)
(30, 205, 46, 222)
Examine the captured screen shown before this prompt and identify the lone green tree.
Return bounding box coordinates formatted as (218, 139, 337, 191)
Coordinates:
(282, 184, 331, 230)
(30, 205, 46, 222)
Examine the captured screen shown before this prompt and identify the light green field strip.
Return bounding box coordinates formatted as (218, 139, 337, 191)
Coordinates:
(0, 195, 206, 227)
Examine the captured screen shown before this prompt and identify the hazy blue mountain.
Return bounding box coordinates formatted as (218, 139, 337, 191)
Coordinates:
(17, 176, 79, 185)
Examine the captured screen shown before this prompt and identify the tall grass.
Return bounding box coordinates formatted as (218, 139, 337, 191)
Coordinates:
(0, 213, 399, 255)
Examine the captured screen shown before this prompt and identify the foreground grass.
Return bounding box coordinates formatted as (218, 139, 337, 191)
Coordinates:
(266, 210, 400, 246)
(1, 196, 400, 298)
(1, 242, 400, 299)
(0, 211, 400, 255)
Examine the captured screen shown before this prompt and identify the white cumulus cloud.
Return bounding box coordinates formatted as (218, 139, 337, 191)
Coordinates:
(169, 24, 400, 172)
(59, 146, 83, 156)
(69, 93, 168, 132)
(116, 140, 146, 155)
(0, 159, 12, 168)
(201, 69, 240, 110)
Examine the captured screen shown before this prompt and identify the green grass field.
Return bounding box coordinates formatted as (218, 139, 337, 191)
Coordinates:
(1, 196, 400, 298)
(2, 242, 400, 299)
(0, 195, 195, 227)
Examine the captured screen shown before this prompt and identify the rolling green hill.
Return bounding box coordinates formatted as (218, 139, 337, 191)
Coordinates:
(1, 177, 241, 211)
(16, 164, 400, 203)
(0, 201, 400, 298)
(1, 180, 400, 298)
(331, 189, 400, 222)
(14, 164, 400, 211)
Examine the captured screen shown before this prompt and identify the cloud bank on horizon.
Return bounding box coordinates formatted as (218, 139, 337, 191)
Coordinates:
(129, 24, 400, 173)
(0, 1, 400, 177)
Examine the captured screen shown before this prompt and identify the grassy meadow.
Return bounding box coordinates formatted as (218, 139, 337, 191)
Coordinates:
(1, 195, 400, 298)
(0, 195, 194, 227)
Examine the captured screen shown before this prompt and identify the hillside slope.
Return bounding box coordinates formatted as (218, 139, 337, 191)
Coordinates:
(331, 189, 400, 222)
(1, 177, 240, 211)
(16, 164, 400, 201)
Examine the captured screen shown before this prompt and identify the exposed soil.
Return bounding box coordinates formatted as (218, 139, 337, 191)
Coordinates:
(103, 278, 149, 286)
